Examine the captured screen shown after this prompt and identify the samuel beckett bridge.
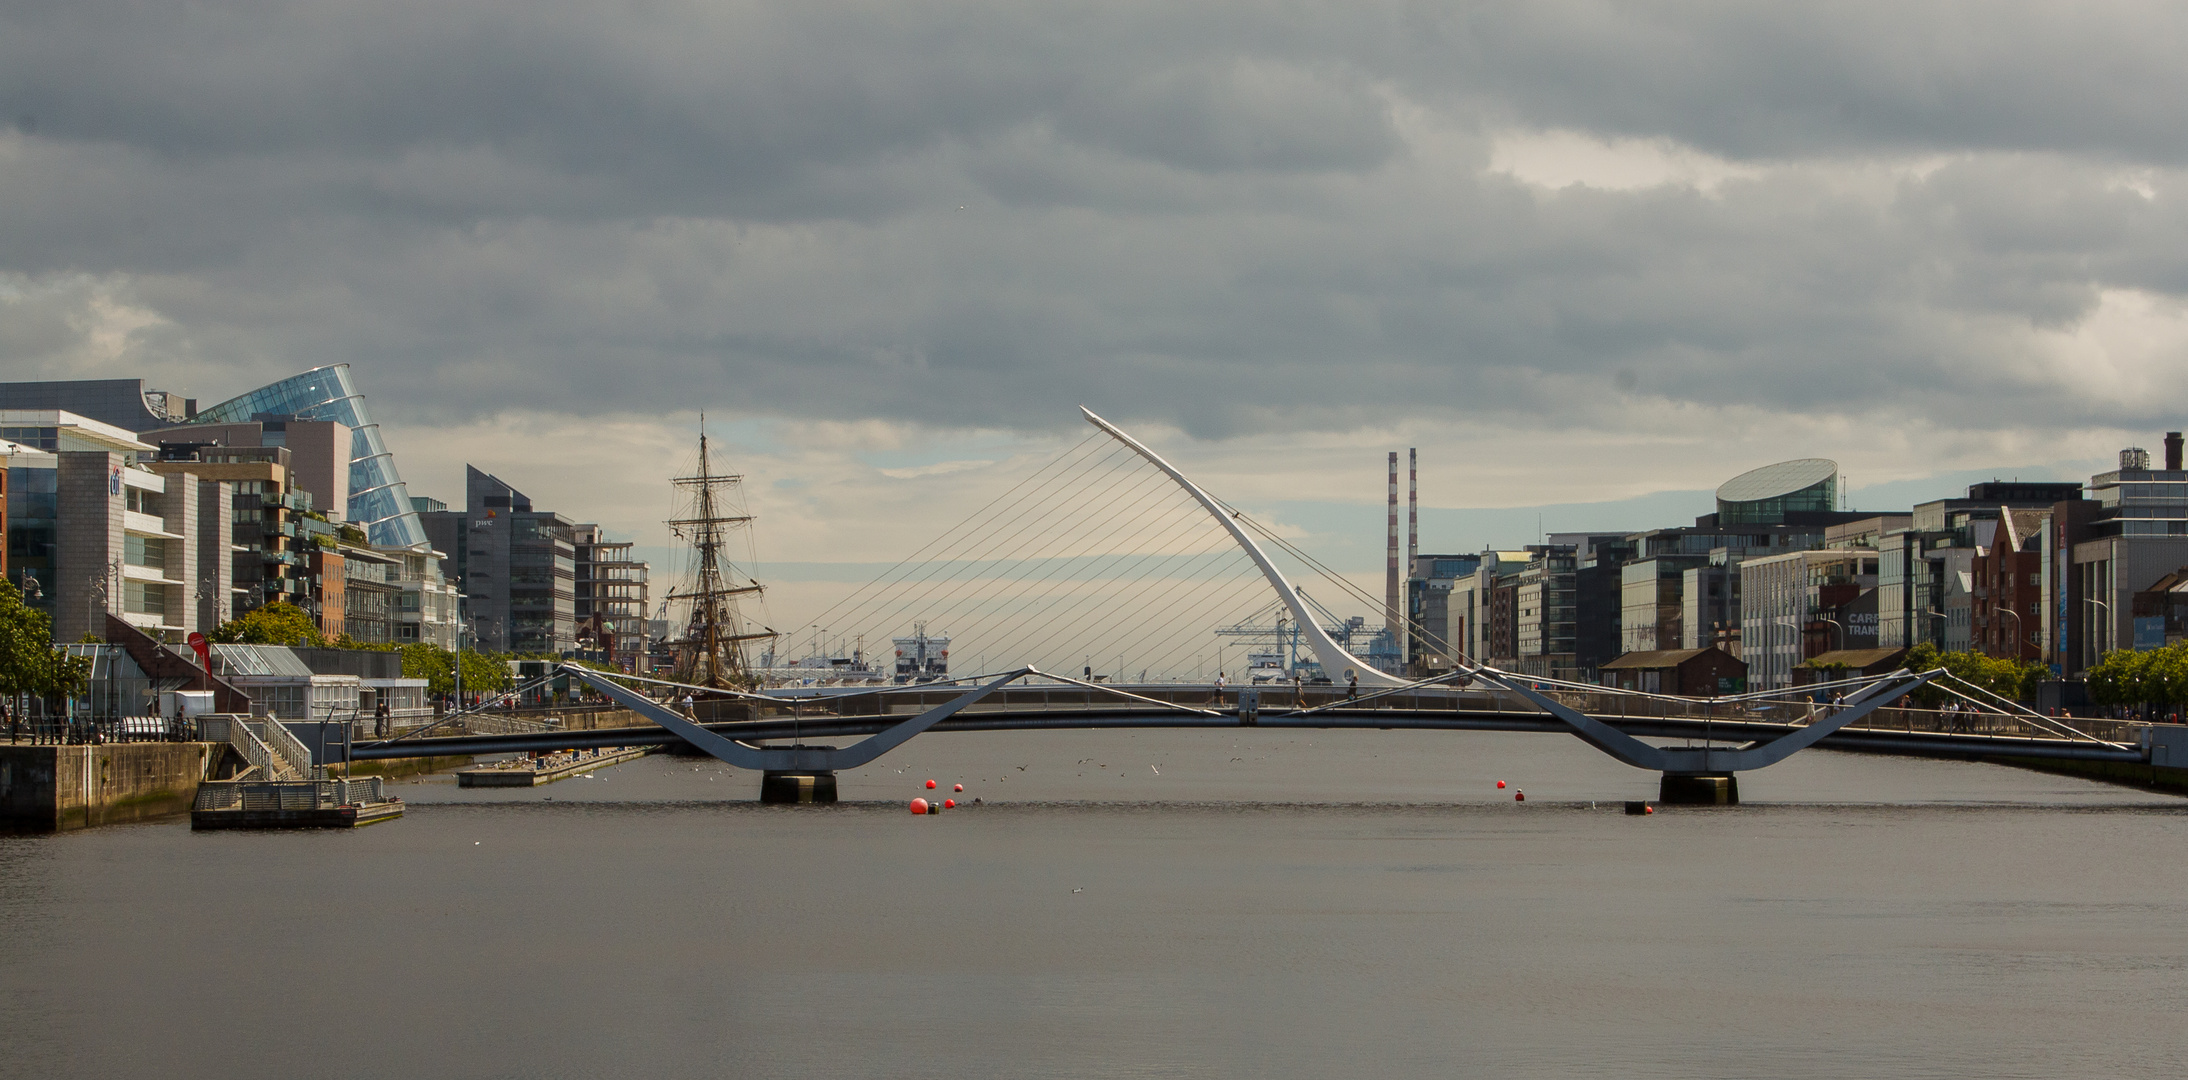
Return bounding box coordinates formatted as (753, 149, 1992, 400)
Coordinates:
(351, 409, 2152, 805)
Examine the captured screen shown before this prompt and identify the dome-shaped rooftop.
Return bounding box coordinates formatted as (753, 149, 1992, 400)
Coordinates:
(1716, 459, 1838, 503)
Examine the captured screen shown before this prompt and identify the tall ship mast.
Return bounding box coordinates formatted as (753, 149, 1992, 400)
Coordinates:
(667, 416, 774, 687)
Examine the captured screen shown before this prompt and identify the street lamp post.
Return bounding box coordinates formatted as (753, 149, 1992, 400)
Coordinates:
(2074, 594, 2109, 660)
(1818, 618, 1846, 653)
(1924, 609, 1951, 648)
(16, 574, 42, 728)
(1996, 606, 2022, 659)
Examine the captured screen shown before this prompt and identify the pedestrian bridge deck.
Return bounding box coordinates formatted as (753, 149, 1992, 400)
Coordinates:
(350, 682, 2146, 767)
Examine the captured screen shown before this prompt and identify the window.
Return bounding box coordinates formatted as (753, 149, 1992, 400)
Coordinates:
(124, 535, 167, 569)
(124, 581, 167, 617)
(0, 427, 58, 450)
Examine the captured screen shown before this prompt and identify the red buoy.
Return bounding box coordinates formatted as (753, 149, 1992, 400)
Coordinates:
(944, 798, 956, 809)
(1514, 790, 1525, 802)
(1495, 780, 1506, 789)
(953, 784, 964, 792)
(1644, 805, 1655, 815)
(910, 798, 930, 814)
(925, 779, 937, 789)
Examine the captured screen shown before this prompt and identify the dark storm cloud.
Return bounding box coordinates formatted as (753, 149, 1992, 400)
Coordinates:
(3, 1, 2187, 437)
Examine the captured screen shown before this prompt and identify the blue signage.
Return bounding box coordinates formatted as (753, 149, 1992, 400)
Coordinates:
(2135, 616, 2166, 651)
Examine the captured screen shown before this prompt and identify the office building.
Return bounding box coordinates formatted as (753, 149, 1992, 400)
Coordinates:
(1512, 545, 1579, 681)
(1872, 483, 2080, 650)
(54, 448, 233, 643)
(1406, 553, 1482, 672)
(144, 444, 315, 618)
(0, 379, 195, 432)
(1573, 536, 1639, 679)
(1738, 549, 1879, 689)
(150, 418, 352, 524)
(1679, 557, 1743, 653)
(182, 366, 429, 548)
(573, 523, 651, 670)
(0, 367, 431, 549)
(1714, 459, 1840, 525)
(2056, 439, 2188, 673)
(4, 411, 233, 642)
(418, 467, 578, 655)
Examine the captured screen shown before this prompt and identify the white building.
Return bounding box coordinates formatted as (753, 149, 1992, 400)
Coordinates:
(1738, 549, 1878, 690)
(9, 410, 234, 643)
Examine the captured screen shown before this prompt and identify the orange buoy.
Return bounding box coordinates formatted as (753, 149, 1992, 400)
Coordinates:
(910, 798, 930, 814)
(1495, 780, 1506, 789)
(1514, 790, 1525, 802)
(953, 784, 964, 792)
(925, 779, 937, 789)
(944, 798, 956, 809)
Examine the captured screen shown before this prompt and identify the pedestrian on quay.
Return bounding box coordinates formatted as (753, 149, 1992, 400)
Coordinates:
(375, 700, 390, 739)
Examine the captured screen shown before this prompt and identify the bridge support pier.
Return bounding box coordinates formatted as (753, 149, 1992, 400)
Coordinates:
(760, 771, 838, 804)
(1659, 773, 1738, 806)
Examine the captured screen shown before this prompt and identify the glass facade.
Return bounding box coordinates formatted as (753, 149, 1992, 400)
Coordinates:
(1715, 460, 1840, 526)
(7, 465, 57, 617)
(1717, 479, 1836, 525)
(2087, 472, 2188, 537)
(192, 365, 430, 548)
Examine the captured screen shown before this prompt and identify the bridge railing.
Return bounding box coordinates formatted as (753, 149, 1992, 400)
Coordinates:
(631, 678, 2139, 752)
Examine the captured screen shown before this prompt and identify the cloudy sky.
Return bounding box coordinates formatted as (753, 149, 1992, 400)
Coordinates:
(5, 1, 2185, 629)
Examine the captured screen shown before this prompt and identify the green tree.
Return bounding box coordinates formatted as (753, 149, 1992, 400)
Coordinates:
(2084, 644, 2188, 714)
(210, 601, 327, 648)
(0, 581, 91, 700)
(2086, 647, 2142, 707)
(459, 650, 513, 695)
(395, 643, 513, 697)
(1889, 642, 2048, 706)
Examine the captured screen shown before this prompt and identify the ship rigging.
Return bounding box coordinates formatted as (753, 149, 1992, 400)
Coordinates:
(666, 417, 775, 688)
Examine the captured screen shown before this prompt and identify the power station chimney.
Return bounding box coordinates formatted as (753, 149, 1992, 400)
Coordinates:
(1405, 447, 1417, 670)
(2167, 431, 2182, 472)
(1386, 452, 1400, 646)
(1407, 448, 1418, 569)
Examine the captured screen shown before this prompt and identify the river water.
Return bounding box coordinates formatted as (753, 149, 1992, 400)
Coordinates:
(3, 729, 2185, 1079)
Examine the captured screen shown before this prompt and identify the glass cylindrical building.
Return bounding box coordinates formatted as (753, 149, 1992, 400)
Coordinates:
(192, 365, 430, 548)
(1715, 459, 1839, 526)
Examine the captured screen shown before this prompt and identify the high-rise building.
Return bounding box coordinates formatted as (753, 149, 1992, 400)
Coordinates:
(418, 467, 578, 655)
(1512, 545, 1579, 681)
(183, 366, 430, 549)
(572, 523, 650, 670)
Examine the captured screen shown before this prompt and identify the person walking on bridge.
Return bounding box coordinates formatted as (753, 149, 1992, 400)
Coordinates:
(1346, 669, 1358, 700)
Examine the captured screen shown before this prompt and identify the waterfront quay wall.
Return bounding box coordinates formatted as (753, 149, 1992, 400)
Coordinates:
(1990, 756, 2188, 796)
(550, 707, 651, 732)
(0, 743, 214, 831)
